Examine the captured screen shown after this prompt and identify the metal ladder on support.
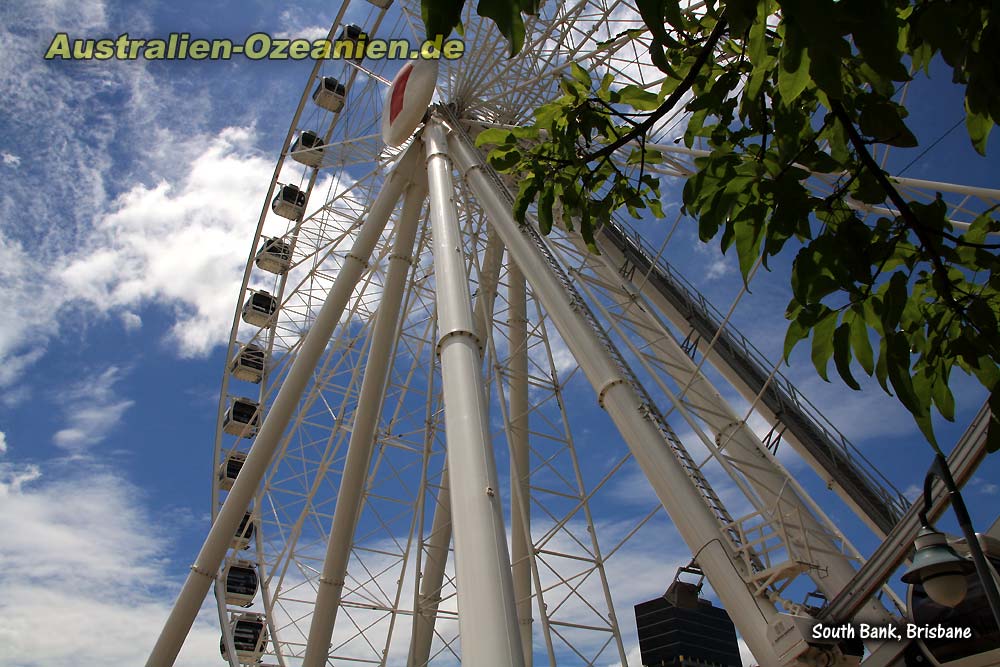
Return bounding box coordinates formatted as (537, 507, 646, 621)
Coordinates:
(598, 219, 909, 537)
(453, 113, 756, 563)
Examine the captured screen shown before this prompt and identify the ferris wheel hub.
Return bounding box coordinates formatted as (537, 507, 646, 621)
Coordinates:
(382, 57, 440, 147)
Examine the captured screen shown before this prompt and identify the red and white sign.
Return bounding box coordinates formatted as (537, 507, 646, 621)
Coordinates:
(381, 58, 439, 147)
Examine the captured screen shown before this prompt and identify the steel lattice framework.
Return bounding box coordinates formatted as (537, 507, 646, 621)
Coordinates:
(142, 2, 1000, 667)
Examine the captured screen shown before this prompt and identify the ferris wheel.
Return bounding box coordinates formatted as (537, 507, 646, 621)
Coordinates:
(145, 2, 1000, 667)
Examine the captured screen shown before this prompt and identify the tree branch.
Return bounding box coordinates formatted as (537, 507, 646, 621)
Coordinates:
(829, 100, 960, 306)
(579, 18, 729, 164)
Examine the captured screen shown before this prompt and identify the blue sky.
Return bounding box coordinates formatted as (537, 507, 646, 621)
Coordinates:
(1, 2, 998, 667)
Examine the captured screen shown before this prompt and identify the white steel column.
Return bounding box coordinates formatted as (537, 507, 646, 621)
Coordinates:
(300, 174, 427, 667)
(508, 261, 533, 666)
(473, 229, 505, 339)
(424, 120, 525, 667)
(145, 147, 419, 667)
(408, 230, 506, 666)
(408, 469, 452, 667)
(566, 235, 896, 626)
(448, 129, 784, 666)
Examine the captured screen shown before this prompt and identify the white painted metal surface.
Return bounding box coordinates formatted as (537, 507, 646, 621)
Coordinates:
(300, 172, 426, 667)
(423, 120, 525, 667)
(145, 145, 418, 667)
(177, 4, 1000, 667)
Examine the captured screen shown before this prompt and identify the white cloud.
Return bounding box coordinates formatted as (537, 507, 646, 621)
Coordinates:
(0, 462, 41, 497)
(0, 124, 273, 390)
(692, 237, 734, 280)
(275, 8, 335, 42)
(0, 465, 220, 666)
(0, 0, 162, 387)
(121, 311, 142, 332)
(58, 126, 274, 357)
(0, 431, 6, 454)
(51, 366, 134, 452)
(971, 476, 999, 496)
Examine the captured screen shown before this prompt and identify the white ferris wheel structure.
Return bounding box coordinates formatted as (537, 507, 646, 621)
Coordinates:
(145, 1, 1000, 666)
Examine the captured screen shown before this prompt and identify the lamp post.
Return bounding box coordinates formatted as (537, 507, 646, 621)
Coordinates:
(901, 452, 1000, 630)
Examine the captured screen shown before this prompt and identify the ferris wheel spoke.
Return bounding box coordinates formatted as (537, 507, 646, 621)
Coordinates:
(183, 4, 1000, 667)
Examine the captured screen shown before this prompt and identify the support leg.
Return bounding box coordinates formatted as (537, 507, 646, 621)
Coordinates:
(144, 146, 420, 667)
(508, 262, 534, 666)
(408, 468, 452, 667)
(300, 175, 427, 667)
(424, 120, 525, 667)
(448, 127, 785, 666)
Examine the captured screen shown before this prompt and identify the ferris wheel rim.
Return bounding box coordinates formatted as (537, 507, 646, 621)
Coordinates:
(202, 3, 1000, 667)
(210, 4, 664, 665)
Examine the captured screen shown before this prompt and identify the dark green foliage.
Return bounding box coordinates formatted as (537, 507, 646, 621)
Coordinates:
(424, 0, 1000, 452)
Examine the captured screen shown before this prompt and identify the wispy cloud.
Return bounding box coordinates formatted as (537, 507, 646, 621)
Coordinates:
(0, 0, 262, 388)
(275, 8, 335, 42)
(0, 464, 220, 666)
(52, 366, 134, 452)
(971, 476, 999, 496)
(120, 311, 142, 332)
(58, 126, 275, 357)
(692, 236, 734, 280)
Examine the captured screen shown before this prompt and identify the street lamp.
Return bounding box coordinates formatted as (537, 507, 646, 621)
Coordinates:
(901, 452, 1000, 629)
(901, 526, 975, 606)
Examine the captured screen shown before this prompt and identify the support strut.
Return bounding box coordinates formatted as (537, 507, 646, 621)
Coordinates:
(145, 146, 420, 667)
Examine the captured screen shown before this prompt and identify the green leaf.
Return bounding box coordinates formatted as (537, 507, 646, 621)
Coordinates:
(784, 312, 809, 364)
(851, 169, 886, 205)
(570, 62, 592, 88)
(517, 0, 541, 15)
(422, 0, 465, 41)
(476, 0, 526, 56)
(885, 331, 923, 416)
(475, 128, 515, 148)
(487, 146, 521, 171)
(966, 106, 994, 156)
(777, 30, 811, 104)
(537, 183, 556, 234)
(932, 373, 956, 421)
(811, 310, 838, 382)
(616, 84, 661, 111)
(858, 101, 918, 147)
(881, 272, 908, 332)
(833, 322, 861, 390)
(725, 0, 759, 35)
(875, 336, 891, 393)
(988, 390, 1000, 454)
(513, 174, 540, 223)
(732, 213, 763, 283)
(635, 0, 669, 43)
(847, 308, 875, 375)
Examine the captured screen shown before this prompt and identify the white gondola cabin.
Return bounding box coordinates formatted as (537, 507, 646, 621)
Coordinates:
(312, 76, 346, 112)
(254, 237, 292, 275)
(290, 130, 324, 168)
(222, 560, 259, 607)
(223, 397, 260, 437)
(221, 612, 268, 664)
(231, 511, 255, 550)
(337, 24, 366, 61)
(218, 450, 247, 491)
(230, 343, 265, 383)
(241, 290, 276, 327)
(271, 183, 305, 220)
